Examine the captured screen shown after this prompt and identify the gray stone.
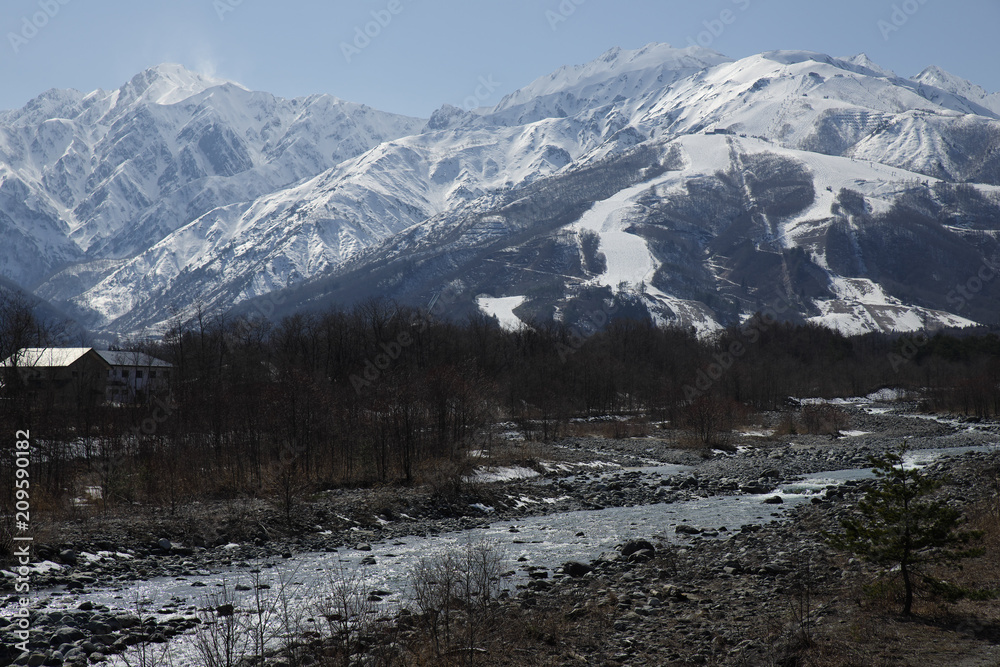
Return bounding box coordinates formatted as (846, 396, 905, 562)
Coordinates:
(113, 615, 140, 629)
(562, 561, 592, 578)
(723, 559, 744, 574)
(50, 626, 86, 645)
(63, 648, 86, 661)
(24, 652, 48, 667)
(621, 539, 656, 558)
(86, 620, 110, 635)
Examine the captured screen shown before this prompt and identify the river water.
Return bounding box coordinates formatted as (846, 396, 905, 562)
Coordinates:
(29, 442, 999, 666)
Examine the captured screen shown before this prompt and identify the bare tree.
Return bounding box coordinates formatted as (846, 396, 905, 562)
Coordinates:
(410, 539, 505, 664)
(313, 562, 382, 667)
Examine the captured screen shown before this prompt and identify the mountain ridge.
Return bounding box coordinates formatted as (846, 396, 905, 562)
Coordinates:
(2, 46, 999, 338)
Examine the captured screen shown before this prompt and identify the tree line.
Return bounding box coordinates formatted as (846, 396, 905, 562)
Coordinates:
(1, 289, 1000, 516)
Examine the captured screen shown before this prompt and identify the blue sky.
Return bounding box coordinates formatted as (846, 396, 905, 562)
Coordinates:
(3, 0, 998, 116)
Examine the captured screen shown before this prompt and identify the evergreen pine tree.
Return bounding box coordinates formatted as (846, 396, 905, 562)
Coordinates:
(828, 440, 983, 615)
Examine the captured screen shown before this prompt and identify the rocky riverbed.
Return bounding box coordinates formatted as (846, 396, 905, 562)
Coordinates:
(3, 402, 999, 666)
(510, 448, 1000, 666)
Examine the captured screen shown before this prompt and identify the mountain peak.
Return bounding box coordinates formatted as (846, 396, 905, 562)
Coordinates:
(912, 65, 999, 113)
(600, 42, 729, 70)
(913, 64, 986, 94)
(492, 42, 730, 116)
(842, 53, 896, 78)
(598, 45, 624, 63)
(120, 63, 242, 106)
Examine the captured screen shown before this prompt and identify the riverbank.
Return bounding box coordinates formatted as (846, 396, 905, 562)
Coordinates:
(491, 447, 1000, 666)
(3, 402, 999, 665)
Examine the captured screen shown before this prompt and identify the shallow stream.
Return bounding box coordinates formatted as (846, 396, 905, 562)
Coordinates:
(27, 442, 1000, 665)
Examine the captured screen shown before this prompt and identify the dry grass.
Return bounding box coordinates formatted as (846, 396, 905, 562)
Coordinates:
(785, 497, 1000, 666)
(561, 417, 651, 440)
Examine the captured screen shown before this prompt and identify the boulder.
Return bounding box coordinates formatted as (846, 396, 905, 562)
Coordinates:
(86, 620, 111, 634)
(722, 559, 744, 575)
(562, 561, 592, 578)
(22, 652, 47, 667)
(621, 539, 656, 558)
(627, 549, 655, 563)
(50, 626, 85, 645)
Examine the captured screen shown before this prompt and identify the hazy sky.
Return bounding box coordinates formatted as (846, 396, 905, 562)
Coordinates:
(3, 0, 998, 117)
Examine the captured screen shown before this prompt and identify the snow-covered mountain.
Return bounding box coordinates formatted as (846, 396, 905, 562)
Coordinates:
(3, 47, 1000, 337)
(913, 65, 1000, 115)
(0, 63, 423, 289)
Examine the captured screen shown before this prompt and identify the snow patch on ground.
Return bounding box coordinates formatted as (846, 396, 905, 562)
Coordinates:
(807, 277, 978, 335)
(570, 165, 723, 336)
(465, 466, 541, 484)
(469, 503, 495, 513)
(795, 388, 911, 407)
(476, 295, 527, 331)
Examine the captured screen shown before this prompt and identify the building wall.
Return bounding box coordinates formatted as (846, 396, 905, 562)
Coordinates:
(22, 354, 109, 409)
(106, 364, 171, 403)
